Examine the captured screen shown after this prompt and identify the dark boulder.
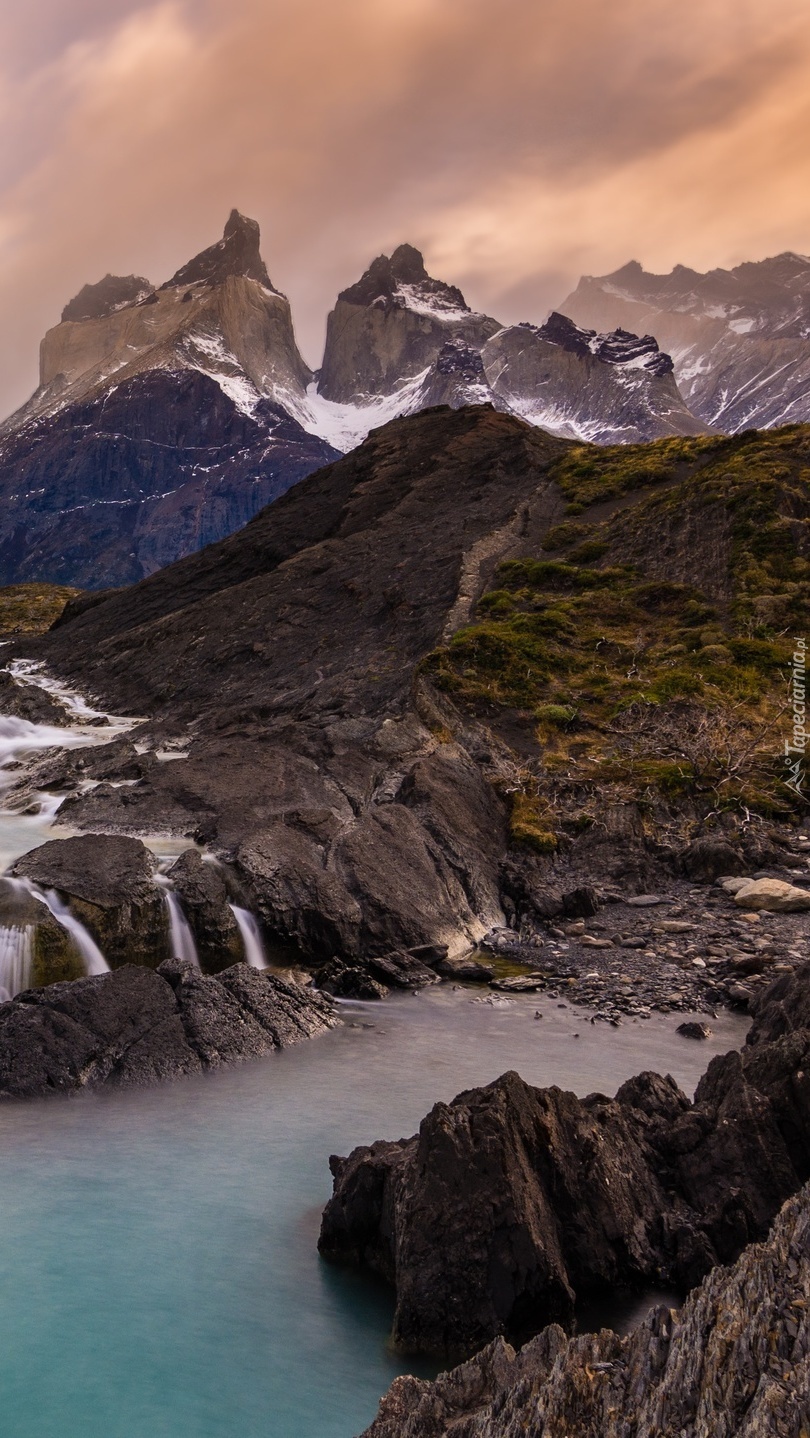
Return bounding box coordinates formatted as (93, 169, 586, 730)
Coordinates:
(316, 959, 389, 1001)
(678, 837, 746, 881)
(561, 886, 599, 918)
(366, 951, 440, 990)
(0, 960, 337, 1099)
(12, 834, 168, 969)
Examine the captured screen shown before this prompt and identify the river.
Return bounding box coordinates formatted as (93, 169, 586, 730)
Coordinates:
(0, 667, 749, 1438)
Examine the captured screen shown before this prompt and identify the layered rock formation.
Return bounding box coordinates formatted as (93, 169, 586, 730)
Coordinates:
(0, 213, 338, 587)
(562, 251, 810, 431)
(359, 1179, 810, 1438)
(320, 963, 810, 1358)
(0, 957, 337, 1100)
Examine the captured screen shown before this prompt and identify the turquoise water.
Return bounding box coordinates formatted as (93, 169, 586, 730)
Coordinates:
(0, 987, 747, 1438)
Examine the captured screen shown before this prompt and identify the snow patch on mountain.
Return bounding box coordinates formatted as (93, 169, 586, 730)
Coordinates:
(288, 372, 431, 453)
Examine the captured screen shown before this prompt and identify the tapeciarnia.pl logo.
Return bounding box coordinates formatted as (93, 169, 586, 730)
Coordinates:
(784, 636, 807, 797)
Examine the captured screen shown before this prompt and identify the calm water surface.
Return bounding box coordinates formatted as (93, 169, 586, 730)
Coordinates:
(0, 987, 747, 1438)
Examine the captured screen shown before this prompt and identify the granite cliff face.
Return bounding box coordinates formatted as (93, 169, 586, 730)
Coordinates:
(562, 251, 810, 431)
(0, 212, 338, 587)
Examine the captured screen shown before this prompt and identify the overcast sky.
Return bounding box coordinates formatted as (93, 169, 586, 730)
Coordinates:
(1, 0, 809, 417)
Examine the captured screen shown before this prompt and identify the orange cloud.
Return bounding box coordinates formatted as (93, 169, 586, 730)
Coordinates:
(1, 0, 809, 416)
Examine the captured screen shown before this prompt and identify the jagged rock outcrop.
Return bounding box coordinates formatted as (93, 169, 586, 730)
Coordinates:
(0, 214, 337, 587)
(319, 964, 810, 1359)
(0, 957, 337, 1099)
(359, 1180, 810, 1438)
(482, 313, 709, 442)
(562, 251, 810, 431)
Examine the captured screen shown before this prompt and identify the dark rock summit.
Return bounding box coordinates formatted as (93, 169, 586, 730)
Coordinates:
(61, 273, 153, 323)
(0, 958, 337, 1100)
(319, 962, 810, 1359)
(162, 209, 275, 291)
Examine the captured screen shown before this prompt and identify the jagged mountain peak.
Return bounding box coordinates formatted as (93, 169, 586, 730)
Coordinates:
(61, 273, 153, 323)
(162, 210, 276, 292)
(338, 243, 469, 315)
(527, 311, 674, 376)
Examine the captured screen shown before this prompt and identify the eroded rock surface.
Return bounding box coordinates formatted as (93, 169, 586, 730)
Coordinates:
(359, 1179, 810, 1438)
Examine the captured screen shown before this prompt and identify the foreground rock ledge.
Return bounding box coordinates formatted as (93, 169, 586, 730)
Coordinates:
(0, 958, 338, 1099)
(359, 1179, 810, 1438)
(320, 962, 810, 1359)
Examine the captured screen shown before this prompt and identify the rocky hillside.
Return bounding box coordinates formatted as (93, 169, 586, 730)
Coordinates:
(562, 252, 810, 432)
(8, 406, 810, 975)
(0, 212, 338, 587)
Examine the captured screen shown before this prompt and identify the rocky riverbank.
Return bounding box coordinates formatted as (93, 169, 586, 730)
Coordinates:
(319, 962, 810, 1359)
(0, 957, 337, 1099)
(358, 1178, 810, 1438)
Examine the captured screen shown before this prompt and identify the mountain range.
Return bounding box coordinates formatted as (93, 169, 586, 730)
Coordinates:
(0, 213, 808, 588)
(562, 251, 810, 432)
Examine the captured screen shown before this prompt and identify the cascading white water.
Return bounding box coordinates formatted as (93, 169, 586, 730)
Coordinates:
(229, 905, 268, 969)
(7, 877, 109, 977)
(164, 891, 200, 967)
(0, 925, 33, 1000)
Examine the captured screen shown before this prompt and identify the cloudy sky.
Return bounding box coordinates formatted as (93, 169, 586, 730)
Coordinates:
(1, 0, 810, 416)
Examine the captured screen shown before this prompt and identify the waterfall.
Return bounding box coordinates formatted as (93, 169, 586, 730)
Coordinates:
(229, 905, 268, 969)
(164, 891, 200, 967)
(7, 877, 109, 977)
(0, 926, 33, 998)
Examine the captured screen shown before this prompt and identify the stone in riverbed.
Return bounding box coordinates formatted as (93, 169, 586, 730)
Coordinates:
(677, 1021, 713, 1039)
(734, 877, 810, 912)
(366, 950, 440, 989)
(315, 958, 389, 1001)
(437, 956, 494, 982)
